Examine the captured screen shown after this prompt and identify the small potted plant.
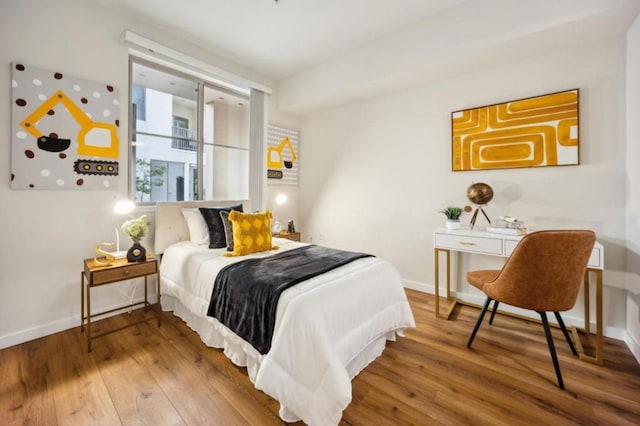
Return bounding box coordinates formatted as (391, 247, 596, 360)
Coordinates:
(440, 206, 463, 230)
(121, 215, 149, 261)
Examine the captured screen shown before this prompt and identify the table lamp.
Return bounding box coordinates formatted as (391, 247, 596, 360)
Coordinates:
(94, 200, 136, 265)
(112, 200, 135, 258)
(271, 193, 287, 234)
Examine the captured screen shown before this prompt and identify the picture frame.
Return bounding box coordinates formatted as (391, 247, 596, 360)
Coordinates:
(11, 62, 120, 189)
(451, 89, 579, 171)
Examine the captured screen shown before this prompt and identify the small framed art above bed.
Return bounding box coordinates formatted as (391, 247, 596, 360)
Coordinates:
(155, 200, 415, 425)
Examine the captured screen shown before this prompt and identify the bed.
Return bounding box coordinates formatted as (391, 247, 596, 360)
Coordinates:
(155, 200, 415, 425)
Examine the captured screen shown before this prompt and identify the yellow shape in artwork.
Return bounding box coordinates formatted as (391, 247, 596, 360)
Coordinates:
(461, 125, 557, 170)
(481, 142, 532, 162)
(471, 134, 545, 169)
(20, 90, 119, 159)
(491, 103, 576, 129)
(558, 118, 578, 147)
(508, 91, 577, 113)
(452, 108, 488, 134)
(267, 137, 297, 169)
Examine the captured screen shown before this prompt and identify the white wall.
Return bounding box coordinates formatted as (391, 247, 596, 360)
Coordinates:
(0, 0, 298, 348)
(626, 15, 640, 358)
(279, 0, 640, 114)
(299, 37, 629, 336)
(213, 102, 249, 149)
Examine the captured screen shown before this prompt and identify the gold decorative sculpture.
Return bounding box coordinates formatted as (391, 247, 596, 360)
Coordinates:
(94, 242, 116, 266)
(467, 182, 494, 228)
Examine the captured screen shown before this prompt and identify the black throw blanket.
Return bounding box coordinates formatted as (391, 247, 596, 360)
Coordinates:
(207, 245, 373, 354)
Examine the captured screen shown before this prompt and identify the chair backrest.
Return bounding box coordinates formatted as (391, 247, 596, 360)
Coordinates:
(483, 230, 596, 312)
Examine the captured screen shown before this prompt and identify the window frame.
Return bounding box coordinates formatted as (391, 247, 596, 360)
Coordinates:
(128, 56, 250, 204)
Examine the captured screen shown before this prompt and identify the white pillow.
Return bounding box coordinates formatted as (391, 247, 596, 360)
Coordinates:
(181, 208, 210, 245)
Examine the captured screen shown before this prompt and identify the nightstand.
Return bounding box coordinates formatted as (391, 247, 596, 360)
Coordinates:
(81, 256, 160, 352)
(275, 231, 301, 242)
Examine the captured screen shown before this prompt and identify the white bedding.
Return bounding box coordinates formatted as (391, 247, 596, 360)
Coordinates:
(160, 238, 415, 425)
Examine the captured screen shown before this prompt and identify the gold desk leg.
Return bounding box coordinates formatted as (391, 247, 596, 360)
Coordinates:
(584, 271, 590, 334)
(144, 275, 148, 314)
(157, 270, 161, 327)
(80, 271, 85, 333)
(434, 248, 439, 316)
(571, 268, 603, 365)
(87, 279, 92, 353)
(434, 248, 457, 319)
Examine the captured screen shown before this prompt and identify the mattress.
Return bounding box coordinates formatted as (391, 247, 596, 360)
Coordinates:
(159, 237, 415, 425)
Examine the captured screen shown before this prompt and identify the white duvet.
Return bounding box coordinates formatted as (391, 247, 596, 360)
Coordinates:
(159, 238, 415, 425)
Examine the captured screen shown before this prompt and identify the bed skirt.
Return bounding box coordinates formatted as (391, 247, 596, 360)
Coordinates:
(161, 294, 403, 422)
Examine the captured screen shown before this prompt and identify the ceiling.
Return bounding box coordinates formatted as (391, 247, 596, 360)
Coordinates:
(94, 0, 640, 113)
(93, 0, 467, 80)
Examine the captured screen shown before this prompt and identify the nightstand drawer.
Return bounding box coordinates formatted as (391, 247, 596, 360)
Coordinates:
(90, 261, 157, 285)
(435, 233, 503, 255)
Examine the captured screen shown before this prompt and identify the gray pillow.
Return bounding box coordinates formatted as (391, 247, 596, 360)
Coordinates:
(219, 210, 235, 252)
(199, 204, 243, 249)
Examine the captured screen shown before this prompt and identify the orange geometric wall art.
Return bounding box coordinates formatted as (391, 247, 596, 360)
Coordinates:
(451, 89, 579, 171)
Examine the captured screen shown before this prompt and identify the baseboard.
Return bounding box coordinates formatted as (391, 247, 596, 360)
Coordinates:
(402, 279, 626, 341)
(402, 279, 432, 294)
(0, 294, 158, 350)
(624, 331, 640, 363)
(3, 280, 633, 353)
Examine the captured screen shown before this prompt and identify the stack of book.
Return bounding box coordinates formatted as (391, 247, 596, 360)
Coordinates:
(486, 216, 528, 236)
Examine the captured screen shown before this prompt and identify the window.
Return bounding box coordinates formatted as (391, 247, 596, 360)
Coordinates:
(132, 84, 146, 122)
(172, 116, 196, 151)
(129, 58, 250, 203)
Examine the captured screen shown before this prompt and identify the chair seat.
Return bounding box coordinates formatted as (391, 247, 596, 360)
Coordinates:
(467, 269, 500, 291)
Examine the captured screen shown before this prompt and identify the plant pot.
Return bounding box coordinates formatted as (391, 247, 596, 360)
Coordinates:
(127, 241, 147, 262)
(446, 219, 461, 230)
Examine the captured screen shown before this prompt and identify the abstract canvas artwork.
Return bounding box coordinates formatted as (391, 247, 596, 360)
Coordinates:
(266, 124, 299, 187)
(11, 63, 120, 189)
(451, 89, 579, 171)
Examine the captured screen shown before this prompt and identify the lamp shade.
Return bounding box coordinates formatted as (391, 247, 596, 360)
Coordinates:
(114, 200, 135, 215)
(276, 193, 288, 206)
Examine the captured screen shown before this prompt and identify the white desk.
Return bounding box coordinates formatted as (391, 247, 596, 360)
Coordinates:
(433, 228, 604, 365)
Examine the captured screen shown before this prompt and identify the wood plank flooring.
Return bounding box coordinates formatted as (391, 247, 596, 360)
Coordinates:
(1, 289, 639, 425)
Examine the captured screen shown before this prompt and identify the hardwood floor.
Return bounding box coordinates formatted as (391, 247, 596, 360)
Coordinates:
(2, 289, 640, 425)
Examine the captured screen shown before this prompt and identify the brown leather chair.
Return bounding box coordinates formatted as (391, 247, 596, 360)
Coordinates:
(466, 230, 596, 389)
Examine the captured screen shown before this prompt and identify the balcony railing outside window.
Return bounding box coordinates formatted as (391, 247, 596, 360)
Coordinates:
(172, 126, 197, 151)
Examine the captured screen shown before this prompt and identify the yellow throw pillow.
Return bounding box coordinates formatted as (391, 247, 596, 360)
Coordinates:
(224, 210, 279, 257)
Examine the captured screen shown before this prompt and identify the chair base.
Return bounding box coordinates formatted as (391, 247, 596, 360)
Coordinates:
(540, 311, 564, 389)
(489, 300, 500, 325)
(554, 311, 578, 356)
(467, 297, 492, 348)
(467, 297, 576, 389)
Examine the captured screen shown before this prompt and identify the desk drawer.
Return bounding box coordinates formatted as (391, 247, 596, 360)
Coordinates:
(588, 246, 603, 269)
(504, 240, 520, 257)
(91, 261, 157, 285)
(435, 233, 503, 255)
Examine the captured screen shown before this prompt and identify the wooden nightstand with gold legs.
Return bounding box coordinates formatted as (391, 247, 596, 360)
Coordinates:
(274, 231, 301, 242)
(80, 257, 160, 352)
